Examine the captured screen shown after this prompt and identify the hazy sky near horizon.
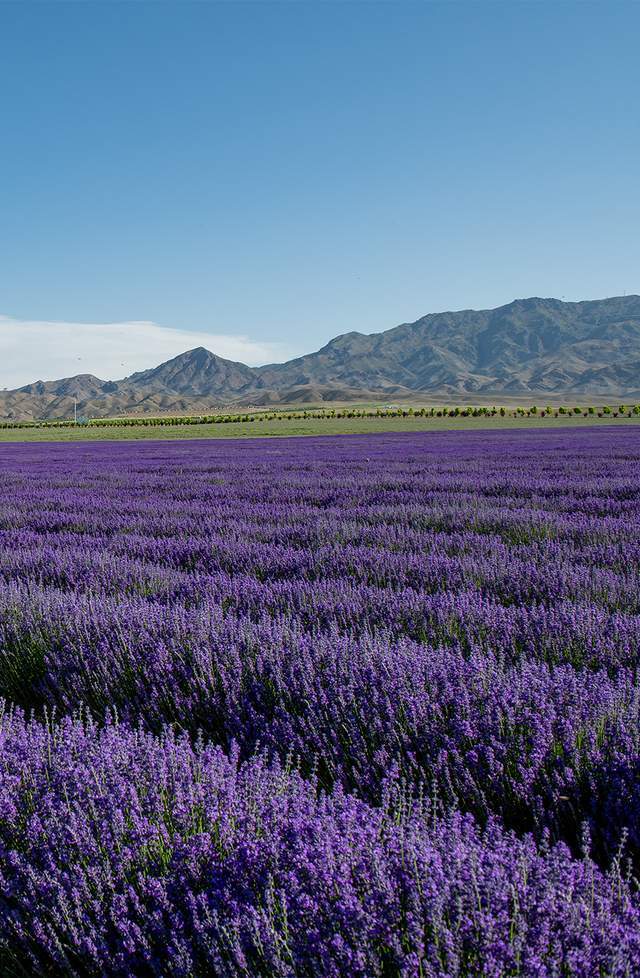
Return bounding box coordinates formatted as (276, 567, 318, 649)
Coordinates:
(1, 0, 639, 387)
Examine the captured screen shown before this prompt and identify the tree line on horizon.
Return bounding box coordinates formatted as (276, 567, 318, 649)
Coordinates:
(1, 403, 640, 430)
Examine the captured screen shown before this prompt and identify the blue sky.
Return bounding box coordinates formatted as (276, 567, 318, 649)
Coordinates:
(1, 1, 639, 385)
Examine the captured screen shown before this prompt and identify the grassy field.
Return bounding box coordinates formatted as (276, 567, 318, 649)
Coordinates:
(1, 413, 640, 442)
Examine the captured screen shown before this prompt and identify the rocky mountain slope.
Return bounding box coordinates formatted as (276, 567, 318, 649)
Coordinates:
(3, 295, 640, 420)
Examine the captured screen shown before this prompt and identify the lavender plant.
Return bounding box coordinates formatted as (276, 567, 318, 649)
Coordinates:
(0, 427, 639, 974)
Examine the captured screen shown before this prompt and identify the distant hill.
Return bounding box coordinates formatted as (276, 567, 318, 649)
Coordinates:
(126, 346, 256, 396)
(3, 295, 640, 420)
(256, 295, 640, 396)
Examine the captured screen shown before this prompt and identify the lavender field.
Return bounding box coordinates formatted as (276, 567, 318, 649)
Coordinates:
(1, 428, 640, 976)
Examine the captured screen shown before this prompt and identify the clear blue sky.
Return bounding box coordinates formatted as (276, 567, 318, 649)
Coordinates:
(1, 0, 639, 381)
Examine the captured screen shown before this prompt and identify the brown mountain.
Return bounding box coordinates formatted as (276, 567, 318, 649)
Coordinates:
(256, 295, 640, 395)
(2, 295, 640, 421)
(127, 347, 255, 396)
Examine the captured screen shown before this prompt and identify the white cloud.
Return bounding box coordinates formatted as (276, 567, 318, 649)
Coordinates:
(0, 316, 295, 390)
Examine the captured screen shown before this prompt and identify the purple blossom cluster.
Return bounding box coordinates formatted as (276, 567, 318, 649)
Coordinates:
(1, 427, 640, 975)
(1, 709, 639, 978)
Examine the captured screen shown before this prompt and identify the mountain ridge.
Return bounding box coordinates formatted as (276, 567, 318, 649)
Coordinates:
(3, 295, 640, 420)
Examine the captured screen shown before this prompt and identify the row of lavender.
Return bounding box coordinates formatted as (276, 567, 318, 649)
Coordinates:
(1, 428, 640, 975)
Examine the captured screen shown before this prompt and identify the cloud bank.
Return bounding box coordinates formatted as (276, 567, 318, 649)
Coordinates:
(0, 316, 295, 390)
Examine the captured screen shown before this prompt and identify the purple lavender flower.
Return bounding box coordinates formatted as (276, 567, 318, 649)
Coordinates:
(0, 427, 639, 973)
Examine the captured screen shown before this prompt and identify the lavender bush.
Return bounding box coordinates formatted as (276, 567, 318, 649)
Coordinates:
(1, 708, 639, 978)
(0, 427, 640, 974)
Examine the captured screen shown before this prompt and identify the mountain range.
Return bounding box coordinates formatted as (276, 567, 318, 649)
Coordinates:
(2, 295, 640, 421)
